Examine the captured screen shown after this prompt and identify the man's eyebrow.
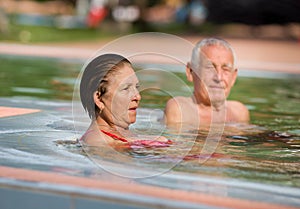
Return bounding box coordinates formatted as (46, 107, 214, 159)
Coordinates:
(223, 63, 234, 68)
(205, 61, 214, 65)
(202, 59, 213, 65)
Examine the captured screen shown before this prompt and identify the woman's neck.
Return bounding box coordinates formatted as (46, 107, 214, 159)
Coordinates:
(94, 118, 132, 141)
(96, 117, 128, 131)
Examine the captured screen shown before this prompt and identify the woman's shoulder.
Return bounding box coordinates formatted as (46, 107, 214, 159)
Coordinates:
(80, 123, 106, 146)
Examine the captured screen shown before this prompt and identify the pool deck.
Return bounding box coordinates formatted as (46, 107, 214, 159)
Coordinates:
(0, 36, 300, 73)
(0, 106, 40, 118)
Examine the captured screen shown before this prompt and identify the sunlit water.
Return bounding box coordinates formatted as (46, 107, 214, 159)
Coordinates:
(0, 56, 299, 204)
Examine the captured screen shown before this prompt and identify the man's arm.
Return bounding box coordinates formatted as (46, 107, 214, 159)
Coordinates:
(163, 97, 182, 127)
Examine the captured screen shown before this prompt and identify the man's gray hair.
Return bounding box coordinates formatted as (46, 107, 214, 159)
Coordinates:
(190, 37, 236, 70)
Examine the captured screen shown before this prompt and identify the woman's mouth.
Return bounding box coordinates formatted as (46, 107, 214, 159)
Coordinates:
(128, 106, 138, 111)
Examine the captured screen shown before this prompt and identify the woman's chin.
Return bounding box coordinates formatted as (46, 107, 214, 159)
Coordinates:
(129, 118, 136, 124)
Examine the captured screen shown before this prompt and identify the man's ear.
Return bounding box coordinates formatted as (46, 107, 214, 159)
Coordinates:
(230, 68, 238, 87)
(93, 91, 104, 110)
(186, 62, 194, 82)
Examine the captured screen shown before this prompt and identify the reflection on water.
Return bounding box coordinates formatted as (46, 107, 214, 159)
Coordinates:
(53, 124, 299, 187)
(0, 56, 80, 100)
(183, 130, 299, 187)
(0, 56, 300, 188)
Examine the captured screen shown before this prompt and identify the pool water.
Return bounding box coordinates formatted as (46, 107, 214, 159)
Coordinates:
(0, 55, 300, 205)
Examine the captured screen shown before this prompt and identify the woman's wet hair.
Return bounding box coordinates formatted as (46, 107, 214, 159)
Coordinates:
(80, 54, 131, 119)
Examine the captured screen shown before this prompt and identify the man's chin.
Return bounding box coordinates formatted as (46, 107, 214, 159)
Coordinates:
(210, 97, 226, 107)
(210, 94, 226, 102)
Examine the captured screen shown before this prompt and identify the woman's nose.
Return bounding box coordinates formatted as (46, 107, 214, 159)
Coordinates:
(136, 92, 141, 101)
(132, 89, 141, 101)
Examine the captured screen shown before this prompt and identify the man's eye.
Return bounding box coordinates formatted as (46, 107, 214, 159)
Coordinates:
(223, 67, 232, 72)
(136, 84, 140, 89)
(205, 65, 214, 69)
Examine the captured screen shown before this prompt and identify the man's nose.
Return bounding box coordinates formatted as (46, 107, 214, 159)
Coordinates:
(215, 67, 224, 81)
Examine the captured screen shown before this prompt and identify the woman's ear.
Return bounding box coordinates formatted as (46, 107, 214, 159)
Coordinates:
(186, 62, 194, 82)
(93, 91, 104, 111)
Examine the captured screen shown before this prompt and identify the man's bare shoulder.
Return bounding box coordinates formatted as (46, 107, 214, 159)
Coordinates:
(165, 96, 189, 112)
(228, 100, 247, 108)
(164, 96, 194, 126)
(227, 100, 250, 122)
(167, 96, 193, 105)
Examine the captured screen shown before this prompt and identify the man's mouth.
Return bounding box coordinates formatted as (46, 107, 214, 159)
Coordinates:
(209, 85, 224, 89)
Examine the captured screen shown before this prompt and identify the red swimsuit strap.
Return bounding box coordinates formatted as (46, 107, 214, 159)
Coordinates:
(100, 130, 128, 142)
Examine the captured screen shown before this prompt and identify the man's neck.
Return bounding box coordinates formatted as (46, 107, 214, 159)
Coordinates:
(192, 94, 226, 112)
(212, 100, 226, 112)
(192, 93, 227, 123)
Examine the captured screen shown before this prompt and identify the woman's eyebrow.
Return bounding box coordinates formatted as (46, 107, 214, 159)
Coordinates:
(122, 82, 135, 86)
(119, 82, 137, 89)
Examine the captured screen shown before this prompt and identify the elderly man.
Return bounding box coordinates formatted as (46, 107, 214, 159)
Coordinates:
(164, 38, 249, 128)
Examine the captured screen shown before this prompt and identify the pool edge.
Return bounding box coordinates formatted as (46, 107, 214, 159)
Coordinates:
(0, 166, 297, 209)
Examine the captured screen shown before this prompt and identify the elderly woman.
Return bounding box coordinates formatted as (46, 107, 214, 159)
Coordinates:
(80, 53, 169, 147)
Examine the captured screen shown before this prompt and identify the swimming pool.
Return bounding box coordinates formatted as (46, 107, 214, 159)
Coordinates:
(0, 55, 299, 208)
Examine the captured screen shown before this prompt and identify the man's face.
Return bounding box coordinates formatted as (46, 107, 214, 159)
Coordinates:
(192, 45, 237, 105)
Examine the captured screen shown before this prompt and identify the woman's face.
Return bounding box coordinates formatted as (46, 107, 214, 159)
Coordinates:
(100, 64, 141, 129)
